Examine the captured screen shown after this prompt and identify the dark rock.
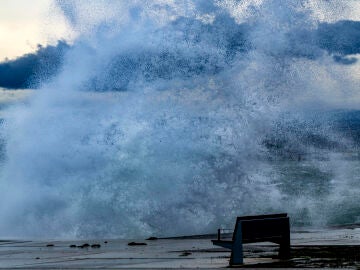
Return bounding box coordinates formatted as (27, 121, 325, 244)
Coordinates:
(104, 241, 108, 244)
(69, 244, 76, 248)
(128, 242, 147, 246)
(146, 236, 158, 240)
(46, 244, 54, 247)
(91, 244, 101, 248)
(180, 251, 192, 256)
(79, 243, 90, 248)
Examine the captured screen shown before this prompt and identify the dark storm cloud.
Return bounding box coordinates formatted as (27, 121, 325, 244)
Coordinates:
(316, 20, 360, 65)
(0, 18, 358, 90)
(87, 18, 360, 91)
(317, 20, 360, 56)
(270, 20, 360, 63)
(0, 41, 69, 89)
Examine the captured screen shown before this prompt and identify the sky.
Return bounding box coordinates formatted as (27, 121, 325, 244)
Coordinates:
(0, 0, 73, 60)
(1, 0, 359, 61)
(0, 0, 359, 95)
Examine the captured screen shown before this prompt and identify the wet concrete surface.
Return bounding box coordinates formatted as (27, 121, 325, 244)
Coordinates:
(1, 227, 360, 269)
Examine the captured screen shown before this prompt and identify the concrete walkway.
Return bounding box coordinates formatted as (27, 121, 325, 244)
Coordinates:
(1, 227, 360, 269)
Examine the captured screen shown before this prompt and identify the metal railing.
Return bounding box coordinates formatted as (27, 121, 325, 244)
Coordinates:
(217, 228, 233, 240)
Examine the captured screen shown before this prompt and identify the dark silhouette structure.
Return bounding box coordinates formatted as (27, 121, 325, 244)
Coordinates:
(212, 213, 290, 265)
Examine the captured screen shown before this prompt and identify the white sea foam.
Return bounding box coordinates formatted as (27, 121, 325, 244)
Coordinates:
(0, 0, 359, 238)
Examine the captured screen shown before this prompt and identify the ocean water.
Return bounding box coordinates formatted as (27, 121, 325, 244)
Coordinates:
(0, 1, 359, 239)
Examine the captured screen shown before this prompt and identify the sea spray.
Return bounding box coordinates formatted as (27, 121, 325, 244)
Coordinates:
(0, 0, 359, 238)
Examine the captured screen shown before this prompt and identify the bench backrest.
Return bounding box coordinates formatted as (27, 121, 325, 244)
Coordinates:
(237, 213, 287, 221)
(232, 214, 289, 241)
(229, 214, 290, 265)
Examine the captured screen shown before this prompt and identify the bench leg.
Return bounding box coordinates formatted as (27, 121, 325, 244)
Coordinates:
(279, 224, 290, 259)
(279, 220, 291, 259)
(279, 236, 291, 259)
(230, 222, 243, 265)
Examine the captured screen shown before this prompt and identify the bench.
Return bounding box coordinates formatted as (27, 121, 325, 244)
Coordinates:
(212, 213, 290, 265)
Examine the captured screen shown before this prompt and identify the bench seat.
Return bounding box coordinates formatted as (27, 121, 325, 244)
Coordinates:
(212, 213, 290, 265)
